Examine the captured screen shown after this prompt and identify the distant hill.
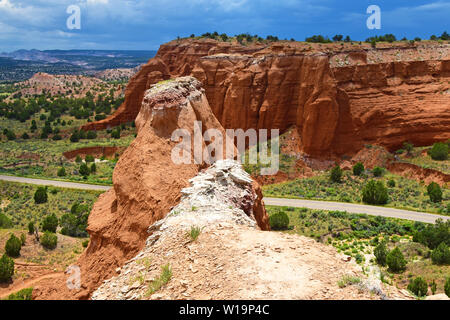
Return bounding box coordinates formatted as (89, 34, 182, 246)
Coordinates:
(0, 49, 156, 83)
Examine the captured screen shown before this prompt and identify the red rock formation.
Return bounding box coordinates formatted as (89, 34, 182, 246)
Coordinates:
(83, 39, 450, 157)
(33, 77, 269, 300)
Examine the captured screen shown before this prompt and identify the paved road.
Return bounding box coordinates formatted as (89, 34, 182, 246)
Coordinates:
(0, 175, 447, 224)
(264, 198, 449, 224)
(0, 175, 111, 191)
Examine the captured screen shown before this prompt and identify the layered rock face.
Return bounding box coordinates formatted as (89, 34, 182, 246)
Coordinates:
(83, 40, 450, 157)
(33, 77, 269, 300)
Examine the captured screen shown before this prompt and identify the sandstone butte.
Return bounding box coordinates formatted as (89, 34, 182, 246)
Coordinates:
(33, 77, 269, 300)
(82, 38, 450, 158)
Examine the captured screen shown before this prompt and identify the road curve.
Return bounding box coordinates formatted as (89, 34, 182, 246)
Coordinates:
(0, 175, 111, 192)
(264, 198, 449, 224)
(0, 175, 447, 224)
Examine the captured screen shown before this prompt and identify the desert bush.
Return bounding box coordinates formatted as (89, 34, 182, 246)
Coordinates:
(413, 219, 449, 249)
(431, 242, 450, 265)
(387, 179, 396, 188)
(352, 162, 364, 176)
(70, 132, 80, 142)
(75, 155, 82, 163)
(20, 233, 26, 245)
(427, 182, 442, 203)
(6, 288, 33, 300)
(79, 163, 90, 177)
(0, 254, 14, 283)
(362, 180, 389, 205)
(5, 234, 21, 257)
(0, 213, 12, 229)
(85, 155, 95, 163)
(40, 231, 57, 249)
(187, 226, 202, 242)
(111, 128, 121, 139)
(269, 211, 290, 230)
(57, 167, 66, 177)
(86, 131, 97, 139)
(429, 142, 448, 161)
(374, 241, 388, 266)
(403, 142, 414, 155)
(372, 166, 384, 177)
(41, 213, 58, 233)
(386, 247, 407, 273)
(34, 187, 48, 204)
(330, 165, 343, 183)
(407, 277, 428, 297)
(82, 240, 89, 248)
(28, 222, 35, 234)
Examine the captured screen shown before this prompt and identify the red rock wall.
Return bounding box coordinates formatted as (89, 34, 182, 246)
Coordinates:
(83, 40, 450, 157)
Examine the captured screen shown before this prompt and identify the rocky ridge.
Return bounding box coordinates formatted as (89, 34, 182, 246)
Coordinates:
(33, 76, 268, 300)
(92, 159, 407, 300)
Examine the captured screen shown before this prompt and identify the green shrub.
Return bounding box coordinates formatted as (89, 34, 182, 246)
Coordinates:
(372, 166, 384, 177)
(413, 219, 449, 249)
(427, 182, 442, 203)
(90, 163, 96, 173)
(386, 247, 407, 273)
(407, 277, 428, 297)
(387, 179, 396, 188)
(20, 233, 26, 245)
(269, 211, 290, 230)
(0, 213, 12, 229)
(70, 132, 80, 142)
(403, 142, 414, 155)
(430, 242, 450, 265)
(429, 142, 448, 161)
(82, 240, 89, 248)
(0, 254, 14, 283)
(86, 131, 97, 139)
(40, 231, 57, 249)
(6, 288, 33, 300)
(330, 165, 343, 183)
(111, 128, 121, 139)
(28, 222, 35, 234)
(85, 155, 95, 163)
(362, 180, 389, 205)
(445, 278, 450, 297)
(57, 167, 66, 177)
(5, 234, 21, 257)
(79, 163, 90, 177)
(34, 187, 48, 204)
(186, 226, 202, 242)
(353, 162, 365, 176)
(374, 241, 388, 266)
(75, 155, 82, 163)
(42, 213, 58, 233)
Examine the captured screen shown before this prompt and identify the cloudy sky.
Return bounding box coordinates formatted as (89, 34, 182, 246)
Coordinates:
(0, 0, 449, 51)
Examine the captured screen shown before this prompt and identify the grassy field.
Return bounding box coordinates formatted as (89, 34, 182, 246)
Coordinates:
(399, 146, 450, 175)
(267, 206, 450, 296)
(0, 124, 136, 185)
(0, 180, 102, 229)
(263, 171, 449, 214)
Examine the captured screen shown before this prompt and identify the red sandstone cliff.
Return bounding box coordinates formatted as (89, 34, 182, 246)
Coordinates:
(34, 77, 269, 300)
(83, 39, 450, 157)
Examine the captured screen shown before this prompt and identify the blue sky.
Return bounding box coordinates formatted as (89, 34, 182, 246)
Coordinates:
(0, 0, 449, 51)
